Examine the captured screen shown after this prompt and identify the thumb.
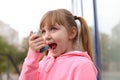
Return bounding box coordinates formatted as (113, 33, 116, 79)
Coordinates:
(29, 31, 33, 37)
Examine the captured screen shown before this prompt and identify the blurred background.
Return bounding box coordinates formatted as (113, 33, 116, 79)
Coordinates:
(0, 0, 120, 80)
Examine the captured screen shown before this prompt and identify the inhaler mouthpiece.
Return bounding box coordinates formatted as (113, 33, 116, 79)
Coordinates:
(40, 46, 49, 53)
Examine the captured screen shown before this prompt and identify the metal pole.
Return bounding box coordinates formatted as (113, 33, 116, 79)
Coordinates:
(81, 0, 83, 16)
(92, 0, 101, 80)
(71, 0, 76, 14)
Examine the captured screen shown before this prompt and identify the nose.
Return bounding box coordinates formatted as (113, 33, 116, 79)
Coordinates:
(43, 31, 51, 41)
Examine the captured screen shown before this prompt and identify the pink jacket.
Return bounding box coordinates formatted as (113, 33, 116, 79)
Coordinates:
(19, 49, 97, 80)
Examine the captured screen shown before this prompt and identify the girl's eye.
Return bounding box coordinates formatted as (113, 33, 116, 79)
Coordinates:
(50, 27, 57, 32)
(41, 30, 46, 35)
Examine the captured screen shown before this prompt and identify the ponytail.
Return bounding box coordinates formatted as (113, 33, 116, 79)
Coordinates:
(75, 16, 93, 61)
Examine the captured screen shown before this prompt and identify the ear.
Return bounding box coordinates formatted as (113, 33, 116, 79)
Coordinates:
(69, 27, 77, 40)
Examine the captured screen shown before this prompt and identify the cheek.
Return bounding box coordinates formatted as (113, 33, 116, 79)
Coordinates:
(56, 33, 68, 43)
(53, 30, 69, 46)
(57, 37, 69, 49)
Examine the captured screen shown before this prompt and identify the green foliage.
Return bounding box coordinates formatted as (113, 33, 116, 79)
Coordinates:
(0, 56, 6, 72)
(0, 36, 17, 55)
(0, 36, 27, 73)
(100, 22, 120, 71)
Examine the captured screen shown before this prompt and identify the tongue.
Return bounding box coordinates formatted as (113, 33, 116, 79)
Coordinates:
(49, 43, 57, 49)
(52, 43, 57, 49)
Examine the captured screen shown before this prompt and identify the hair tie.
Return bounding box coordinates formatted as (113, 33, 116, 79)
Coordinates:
(74, 16, 78, 20)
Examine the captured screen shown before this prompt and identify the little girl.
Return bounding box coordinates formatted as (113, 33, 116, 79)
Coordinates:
(19, 9, 97, 80)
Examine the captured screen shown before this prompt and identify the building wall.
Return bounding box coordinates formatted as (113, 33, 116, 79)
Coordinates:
(0, 21, 19, 45)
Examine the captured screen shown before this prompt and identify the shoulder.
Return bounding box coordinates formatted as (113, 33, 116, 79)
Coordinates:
(72, 55, 93, 67)
(72, 55, 98, 75)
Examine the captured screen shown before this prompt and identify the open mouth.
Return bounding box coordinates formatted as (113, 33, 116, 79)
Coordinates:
(49, 43, 57, 50)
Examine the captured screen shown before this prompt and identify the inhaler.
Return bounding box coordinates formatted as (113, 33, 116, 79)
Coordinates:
(33, 31, 49, 53)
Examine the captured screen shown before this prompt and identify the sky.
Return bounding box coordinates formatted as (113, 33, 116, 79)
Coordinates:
(97, 0, 120, 34)
(0, 0, 120, 42)
(0, 0, 71, 41)
(79, 0, 120, 34)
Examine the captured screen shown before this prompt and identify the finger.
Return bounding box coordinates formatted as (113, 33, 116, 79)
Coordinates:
(36, 44, 47, 52)
(32, 37, 44, 43)
(29, 38, 46, 49)
(31, 43, 47, 53)
(29, 31, 33, 37)
(35, 40, 46, 46)
(29, 33, 40, 41)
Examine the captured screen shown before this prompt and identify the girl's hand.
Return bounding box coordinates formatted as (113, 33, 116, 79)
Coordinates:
(29, 31, 47, 53)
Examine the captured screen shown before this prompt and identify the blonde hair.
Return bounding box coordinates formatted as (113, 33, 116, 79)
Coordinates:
(40, 9, 93, 61)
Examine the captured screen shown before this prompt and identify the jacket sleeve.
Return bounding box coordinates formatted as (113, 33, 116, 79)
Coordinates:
(74, 61, 98, 80)
(19, 48, 42, 80)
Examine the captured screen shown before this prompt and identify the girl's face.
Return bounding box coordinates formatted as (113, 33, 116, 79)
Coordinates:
(41, 24, 73, 57)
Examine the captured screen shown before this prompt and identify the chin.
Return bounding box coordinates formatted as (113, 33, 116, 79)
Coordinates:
(51, 53, 60, 58)
(52, 54, 58, 57)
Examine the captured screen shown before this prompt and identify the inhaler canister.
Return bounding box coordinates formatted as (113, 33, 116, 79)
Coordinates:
(34, 31, 49, 53)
